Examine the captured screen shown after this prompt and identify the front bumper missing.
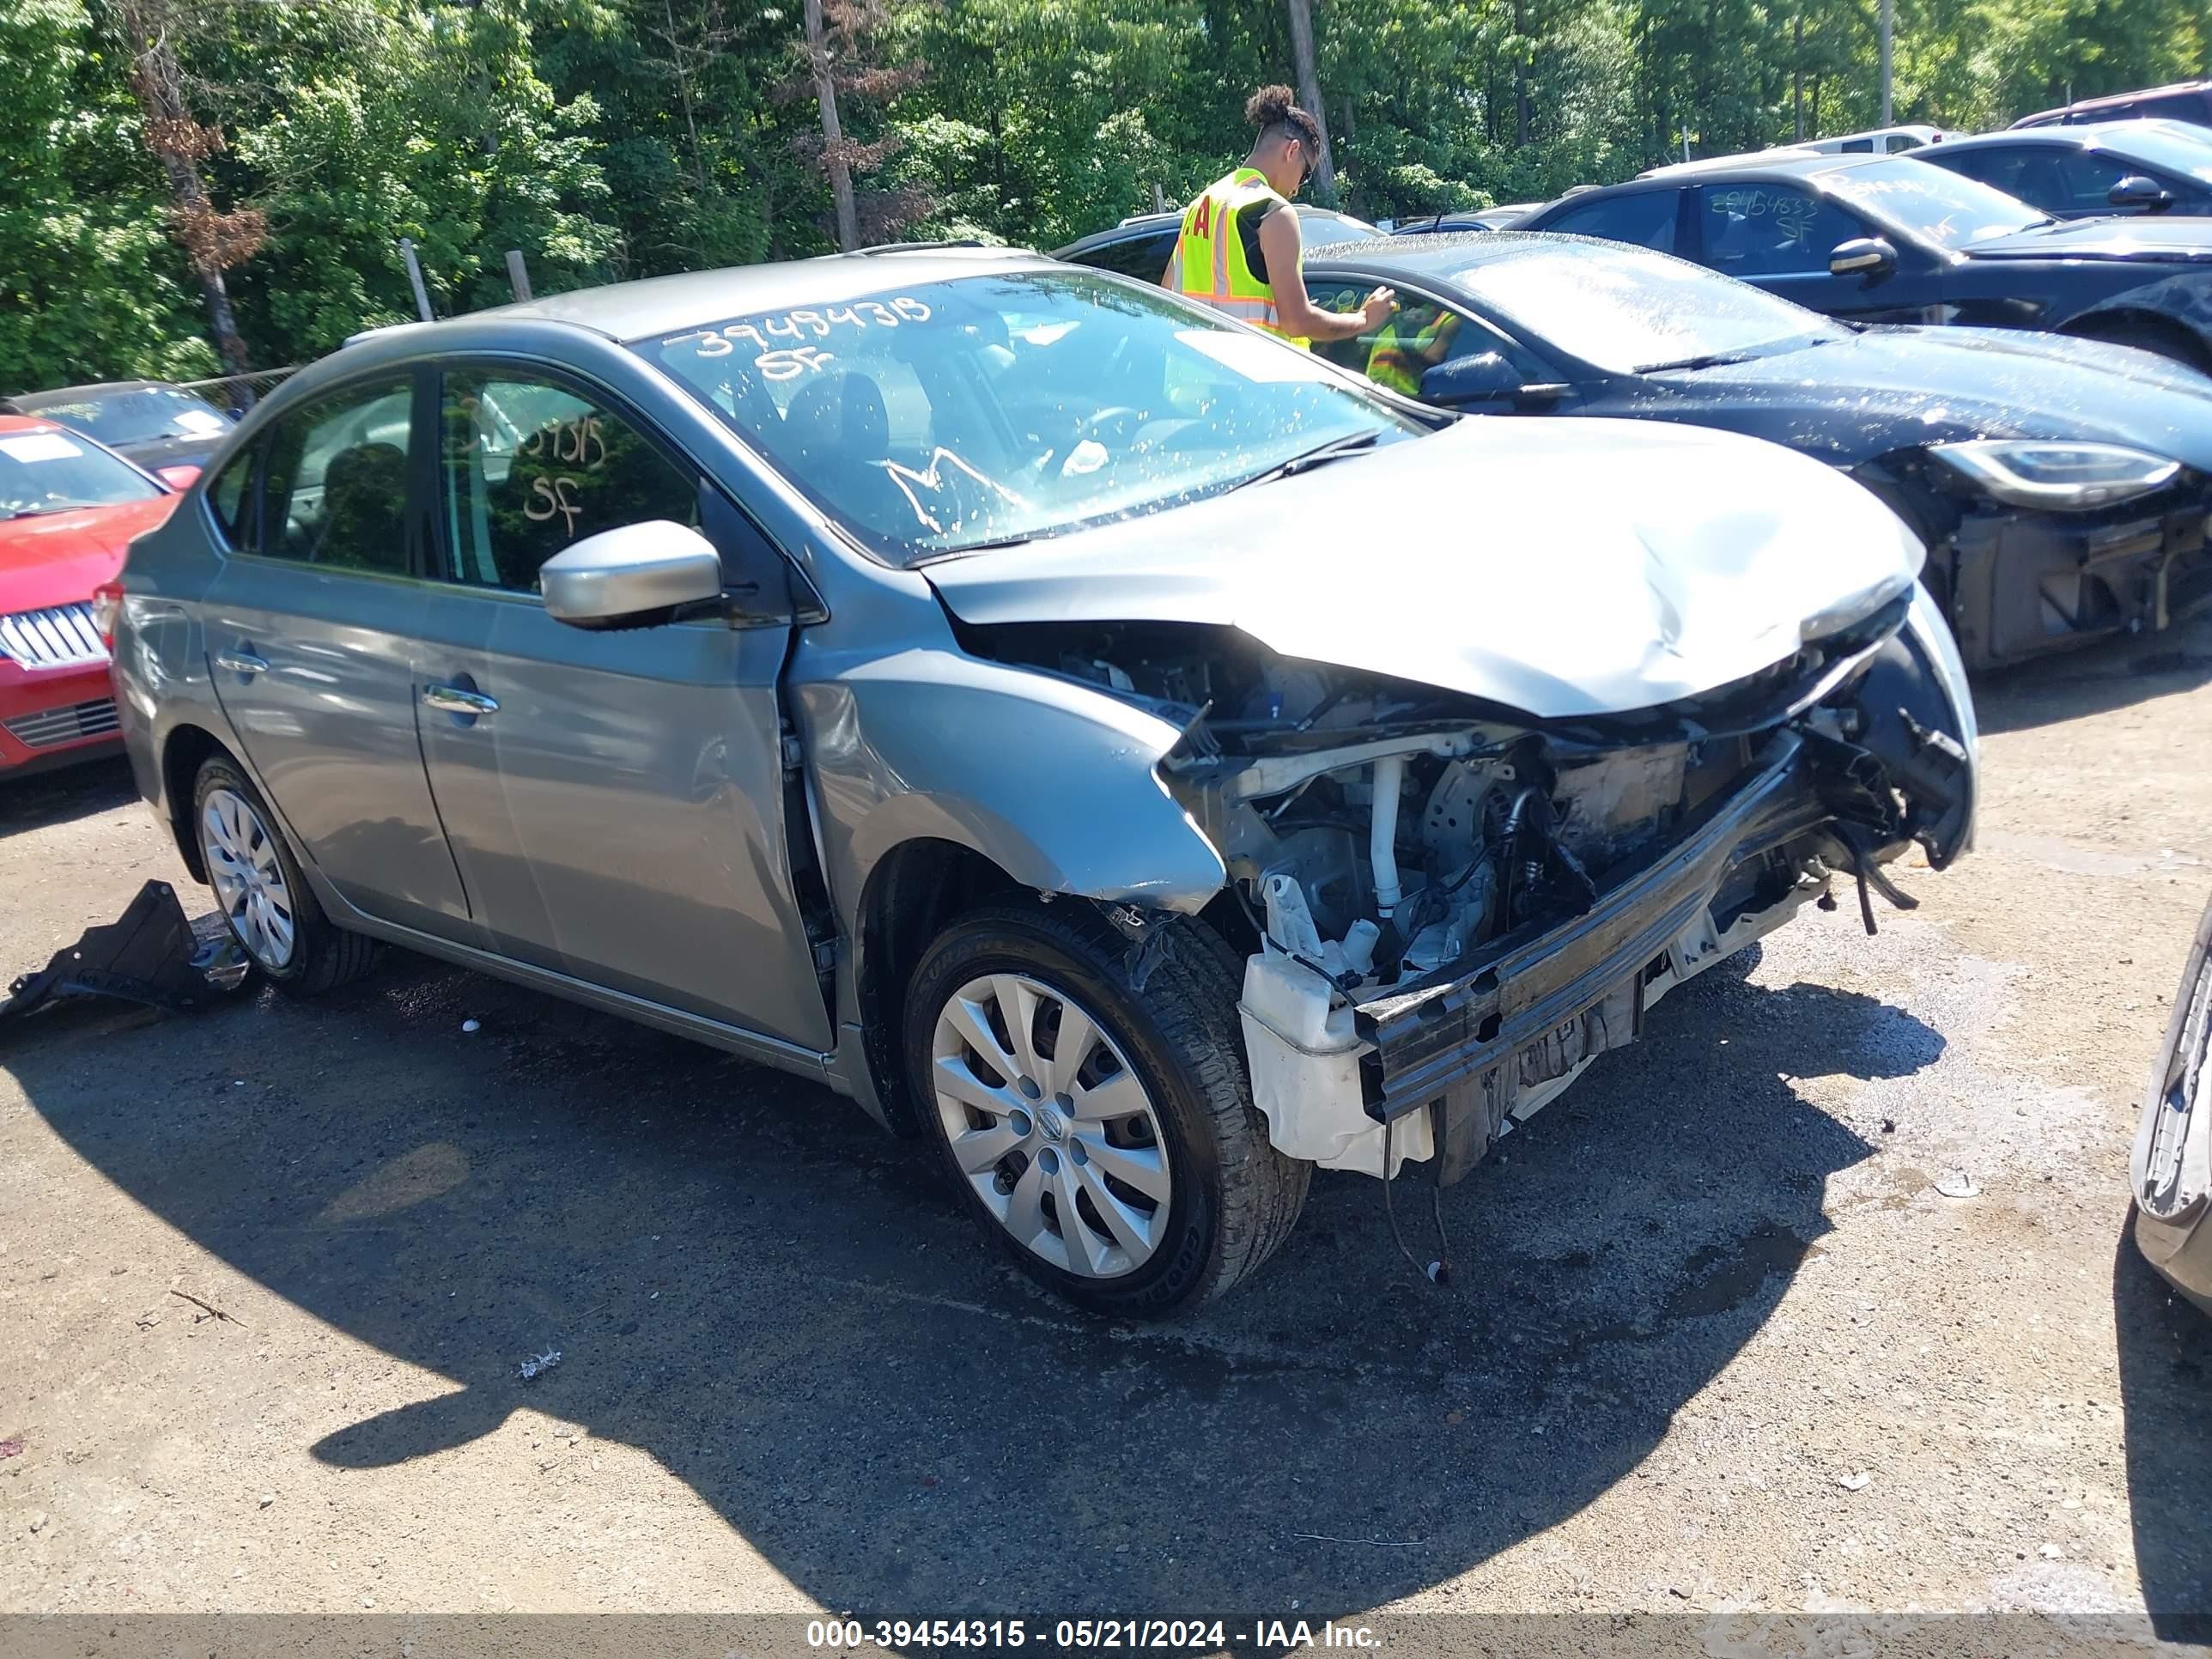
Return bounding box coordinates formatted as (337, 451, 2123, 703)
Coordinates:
(1947, 495, 2212, 670)
(1354, 732, 1837, 1150)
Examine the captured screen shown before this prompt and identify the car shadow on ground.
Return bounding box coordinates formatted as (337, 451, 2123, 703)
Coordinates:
(2113, 1218, 2212, 1639)
(1973, 611, 2212, 737)
(0, 754, 137, 833)
(10, 933, 1938, 1617)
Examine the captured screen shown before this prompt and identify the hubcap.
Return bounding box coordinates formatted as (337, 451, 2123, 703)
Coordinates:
(200, 787, 296, 970)
(930, 973, 1171, 1279)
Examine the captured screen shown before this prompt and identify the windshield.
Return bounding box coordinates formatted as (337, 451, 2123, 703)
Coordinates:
(2109, 125, 2212, 188)
(1449, 244, 1844, 374)
(636, 269, 1418, 565)
(0, 428, 162, 519)
(1821, 159, 2049, 247)
(30, 386, 232, 447)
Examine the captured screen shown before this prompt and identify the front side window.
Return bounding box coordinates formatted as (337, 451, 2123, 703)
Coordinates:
(258, 377, 412, 573)
(0, 427, 163, 520)
(1541, 190, 1680, 253)
(1305, 279, 1532, 393)
(1069, 228, 1178, 280)
(438, 372, 701, 593)
(636, 269, 1419, 567)
(1698, 184, 1869, 277)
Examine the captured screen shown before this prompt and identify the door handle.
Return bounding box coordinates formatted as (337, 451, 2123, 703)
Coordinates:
(422, 683, 499, 716)
(215, 647, 270, 675)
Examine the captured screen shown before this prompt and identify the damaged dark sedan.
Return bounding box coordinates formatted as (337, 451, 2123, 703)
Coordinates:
(1290, 232, 2212, 670)
(111, 250, 1978, 1316)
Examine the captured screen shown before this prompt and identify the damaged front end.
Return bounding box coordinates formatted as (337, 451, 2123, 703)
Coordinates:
(963, 585, 1976, 1194)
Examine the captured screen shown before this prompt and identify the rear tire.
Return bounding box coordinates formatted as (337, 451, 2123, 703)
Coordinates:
(904, 901, 1309, 1317)
(191, 756, 378, 997)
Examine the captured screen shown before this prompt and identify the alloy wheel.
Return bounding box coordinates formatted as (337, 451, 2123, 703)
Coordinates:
(200, 787, 297, 970)
(929, 973, 1173, 1279)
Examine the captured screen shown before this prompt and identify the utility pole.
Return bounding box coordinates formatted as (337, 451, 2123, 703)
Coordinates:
(1878, 0, 1893, 126)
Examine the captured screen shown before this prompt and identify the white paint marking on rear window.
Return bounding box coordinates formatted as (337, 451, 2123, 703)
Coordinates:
(0, 433, 86, 463)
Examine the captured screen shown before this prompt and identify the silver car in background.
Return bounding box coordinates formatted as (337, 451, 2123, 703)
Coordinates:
(110, 247, 1978, 1316)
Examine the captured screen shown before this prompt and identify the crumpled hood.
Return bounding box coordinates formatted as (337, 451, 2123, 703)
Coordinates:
(0, 495, 175, 616)
(926, 418, 1925, 720)
(1665, 325, 2212, 468)
(1966, 217, 2212, 262)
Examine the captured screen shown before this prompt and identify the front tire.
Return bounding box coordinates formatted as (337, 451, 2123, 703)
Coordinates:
(904, 902, 1309, 1317)
(192, 756, 378, 996)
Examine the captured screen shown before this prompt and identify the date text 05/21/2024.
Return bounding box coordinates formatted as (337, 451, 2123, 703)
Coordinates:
(805, 1619, 1383, 1650)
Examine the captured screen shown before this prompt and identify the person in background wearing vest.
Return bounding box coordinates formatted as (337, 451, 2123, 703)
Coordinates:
(1163, 85, 1395, 350)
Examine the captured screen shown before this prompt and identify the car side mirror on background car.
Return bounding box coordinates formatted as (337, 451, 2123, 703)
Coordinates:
(1419, 351, 1523, 407)
(2108, 175, 2176, 212)
(1829, 236, 1899, 279)
(541, 521, 727, 630)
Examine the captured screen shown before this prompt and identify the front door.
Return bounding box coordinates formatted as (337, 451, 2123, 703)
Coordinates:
(201, 370, 475, 937)
(410, 364, 831, 1051)
(1692, 183, 1943, 323)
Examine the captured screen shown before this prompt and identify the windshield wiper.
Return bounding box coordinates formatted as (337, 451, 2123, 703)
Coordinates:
(1225, 429, 1384, 493)
(1634, 348, 1767, 374)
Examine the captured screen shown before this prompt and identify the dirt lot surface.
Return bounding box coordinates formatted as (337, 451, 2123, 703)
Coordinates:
(2, 617, 2209, 1642)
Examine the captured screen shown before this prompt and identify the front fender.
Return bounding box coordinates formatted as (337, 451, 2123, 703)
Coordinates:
(793, 648, 1228, 933)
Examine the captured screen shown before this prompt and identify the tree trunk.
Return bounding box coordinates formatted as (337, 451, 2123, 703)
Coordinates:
(1281, 0, 1338, 200)
(803, 0, 860, 251)
(116, 1, 253, 376)
(663, 0, 709, 193)
(1792, 13, 1804, 140)
(1512, 0, 1530, 147)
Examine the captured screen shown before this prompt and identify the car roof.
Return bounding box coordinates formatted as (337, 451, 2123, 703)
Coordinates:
(1304, 227, 1632, 280)
(1054, 203, 1379, 257)
(11, 380, 171, 404)
(2016, 80, 2212, 123)
(1934, 121, 2171, 152)
(446, 246, 1054, 343)
(1613, 152, 1899, 190)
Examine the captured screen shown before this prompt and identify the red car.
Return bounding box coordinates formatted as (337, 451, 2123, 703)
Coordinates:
(0, 415, 185, 775)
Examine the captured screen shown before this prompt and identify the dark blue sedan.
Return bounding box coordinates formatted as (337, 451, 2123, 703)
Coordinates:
(1516, 153, 2212, 372)
(1289, 231, 2212, 669)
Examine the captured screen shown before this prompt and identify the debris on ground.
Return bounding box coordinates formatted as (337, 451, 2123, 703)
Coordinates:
(0, 881, 249, 1032)
(0, 1437, 24, 1459)
(1935, 1172, 1982, 1199)
(1837, 1471, 1872, 1492)
(517, 1349, 562, 1382)
(169, 1287, 247, 1329)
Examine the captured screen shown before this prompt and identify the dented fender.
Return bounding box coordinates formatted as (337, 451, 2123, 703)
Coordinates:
(790, 648, 1228, 928)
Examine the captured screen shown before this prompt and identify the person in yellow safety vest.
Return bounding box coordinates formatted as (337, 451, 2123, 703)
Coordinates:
(1364, 303, 1464, 396)
(1161, 84, 1395, 351)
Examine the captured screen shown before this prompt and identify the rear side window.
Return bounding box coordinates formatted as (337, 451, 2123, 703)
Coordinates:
(257, 377, 414, 574)
(1541, 191, 1680, 253)
(206, 447, 256, 546)
(1699, 185, 1867, 277)
(1069, 228, 1178, 281)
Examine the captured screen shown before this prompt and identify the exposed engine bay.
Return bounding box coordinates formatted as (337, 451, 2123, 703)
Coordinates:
(960, 594, 1975, 1205)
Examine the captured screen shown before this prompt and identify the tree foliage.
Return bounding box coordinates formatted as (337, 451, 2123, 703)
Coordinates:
(0, 0, 2203, 390)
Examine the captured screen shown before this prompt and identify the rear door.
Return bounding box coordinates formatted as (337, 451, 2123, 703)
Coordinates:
(199, 370, 475, 938)
(409, 361, 832, 1050)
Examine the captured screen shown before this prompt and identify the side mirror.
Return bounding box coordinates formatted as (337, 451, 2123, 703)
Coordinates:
(1829, 236, 1898, 278)
(155, 463, 203, 489)
(2108, 174, 2175, 212)
(1419, 350, 1522, 407)
(541, 520, 726, 629)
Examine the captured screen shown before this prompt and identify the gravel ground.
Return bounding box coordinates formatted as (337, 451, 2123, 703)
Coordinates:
(1, 616, 2208, 1639)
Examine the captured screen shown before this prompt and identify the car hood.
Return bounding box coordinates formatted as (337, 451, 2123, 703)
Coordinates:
(924, 418, 1924, 720)
(0, 495, 175, 615)
(1663, 325, 2212, 468)
(1964, 217, 2212, 262)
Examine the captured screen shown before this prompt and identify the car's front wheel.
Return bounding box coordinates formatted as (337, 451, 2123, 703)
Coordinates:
(904, 902, 1309, 1316)
(192, 755, 378, 995)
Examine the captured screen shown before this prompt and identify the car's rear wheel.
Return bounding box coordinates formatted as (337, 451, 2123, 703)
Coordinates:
(192, 756, 378, 995)
(904, 901, 1308, 1316)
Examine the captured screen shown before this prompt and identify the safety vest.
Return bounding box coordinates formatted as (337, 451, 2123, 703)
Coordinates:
(1365, 310, 1463, 396)
(1169, 167, 1310, 349)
